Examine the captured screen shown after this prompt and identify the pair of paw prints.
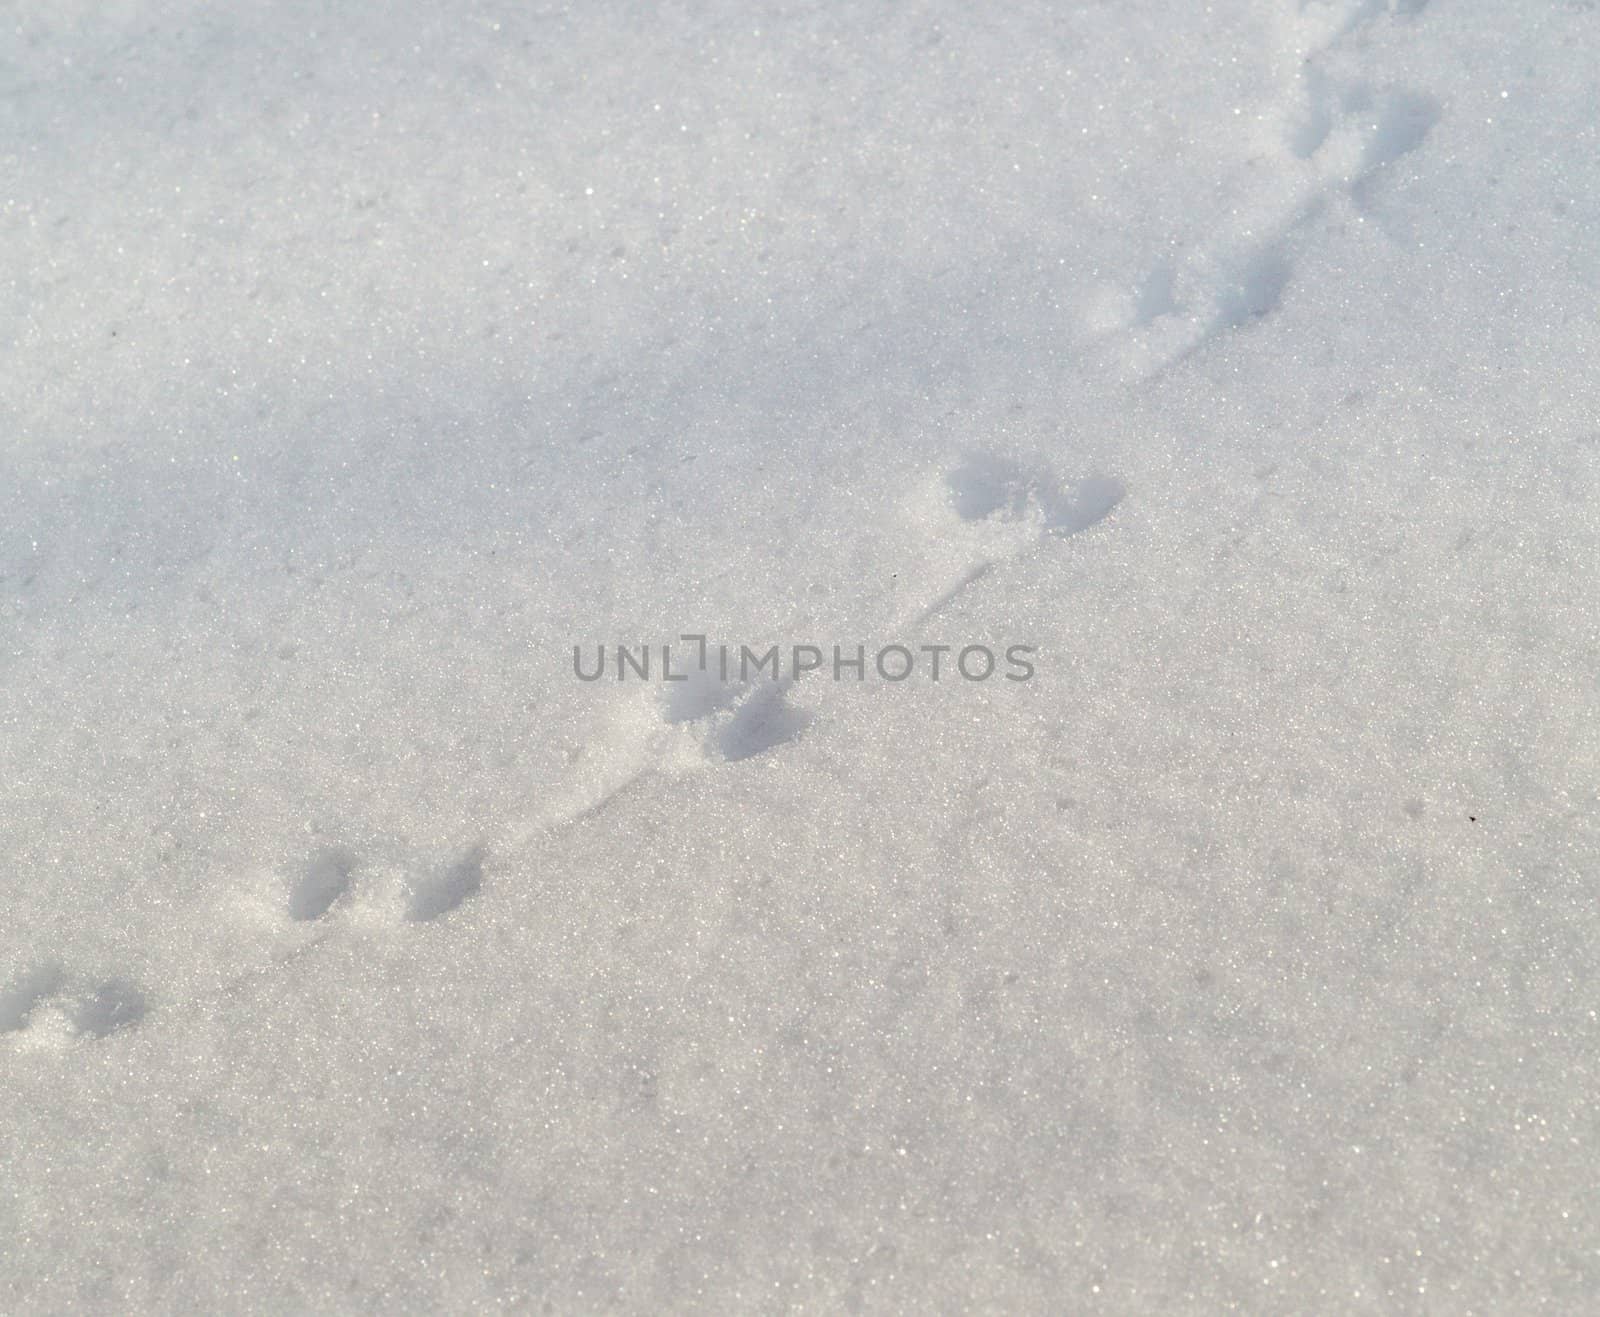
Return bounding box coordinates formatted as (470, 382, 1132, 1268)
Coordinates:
(662, 452, 1124, 761)
(288, 843, 484, 924)
(0, 963, 146, 1042)
(661, 668, 811, 764)
(660, 453, 1122, 760)
(945, 452, 1125, 535)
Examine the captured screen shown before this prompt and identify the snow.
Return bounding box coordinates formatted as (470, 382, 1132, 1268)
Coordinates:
(3, 0, 1599, 1309)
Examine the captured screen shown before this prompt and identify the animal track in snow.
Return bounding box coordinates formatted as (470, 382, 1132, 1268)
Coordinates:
(1042, 475, 1128, 538)
(946, 452, 1032, 522)
(1292, 76, 1440, 186)
(658, 661, 812, 765)
(1132, 263, 1178, 327)
(288, 846, 355, 921)
(572, 669, 814, 771)
(661, 661, 743, 725)
(713, 681, 811, 763)
(907, 452, 1126, 624)
(274, 843, 483, 927)
(1, 963, 147, 1042)
(407, 845, 485, 922)
(1350, 88, 1441, 206)
(0, 962, 64, 1033)
(944, 452, 1125, 537)
(1290, 67, 1343, 160)
(1095, 0, 1441, 379)
(1214, 241, 1295, 331)
(74, 978, 148, 1037)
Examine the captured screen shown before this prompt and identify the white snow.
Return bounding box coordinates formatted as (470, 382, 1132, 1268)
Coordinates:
(3, 0, 1599, 1309)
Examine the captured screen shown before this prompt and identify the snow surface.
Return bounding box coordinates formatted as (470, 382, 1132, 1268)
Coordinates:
(3, 0, 1599, 1310)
